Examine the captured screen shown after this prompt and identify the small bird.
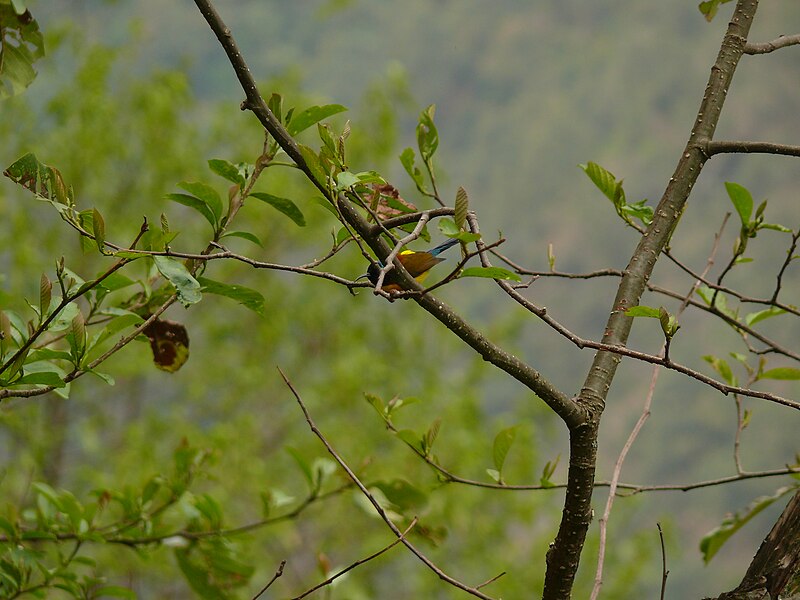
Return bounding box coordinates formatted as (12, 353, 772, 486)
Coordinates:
(364, 238, 459, 292)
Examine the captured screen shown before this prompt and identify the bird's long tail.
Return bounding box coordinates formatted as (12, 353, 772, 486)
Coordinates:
(428, 238, 459, 257)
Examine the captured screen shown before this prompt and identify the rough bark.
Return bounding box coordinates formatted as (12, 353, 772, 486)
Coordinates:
(711, 490, 800, 600)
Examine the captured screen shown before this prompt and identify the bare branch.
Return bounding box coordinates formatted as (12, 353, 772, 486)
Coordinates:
(744, 33, 800, 54)
(251, 560, 285, 600)
(289, 519, 417, 600)
(657, 523, 669, 600)
(772, 228, 800, 302)
(707, 140, 800, 157)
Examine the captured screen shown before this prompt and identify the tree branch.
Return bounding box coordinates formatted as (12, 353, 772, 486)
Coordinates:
(744, 33, 800, 54)
(712, 489, 800, 599)
(707, 140, 800, 157)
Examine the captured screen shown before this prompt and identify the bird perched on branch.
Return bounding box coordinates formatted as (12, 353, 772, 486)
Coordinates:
(364, 238, 459, 292)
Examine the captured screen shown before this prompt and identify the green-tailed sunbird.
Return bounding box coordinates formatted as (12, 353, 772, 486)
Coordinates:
(364, 238, 459, 292)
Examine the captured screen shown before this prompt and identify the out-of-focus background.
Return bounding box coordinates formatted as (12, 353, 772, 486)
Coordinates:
(1, 1, 799, 597)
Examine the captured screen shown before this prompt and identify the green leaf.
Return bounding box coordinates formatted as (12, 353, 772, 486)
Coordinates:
(540, 455, 560, 488)
(621, 199, 653, 226)
(460, 267, 521, 282)
(175, 548, 227, 600)
(3, 153, 73, 205)
(0, 515, 17, 540)
(759, 367, 800, 381)
(298, 144, 327, 187)
(0, 310, 12, 355)
(372, 479, 428, 512)
(386, 395, 420, 415)
(32, 482, 63, 511)
(85, 311, 143, 360)
(437, 218, 480, 242)
(395, 429, 425, 455)
(625, 305, 661, 318)
(87, 369, 115, 386)
(423, 418, 441, 456)
(248, 192, 306, 226)
(744, 307, 786, 327)
(153, 256, 202, 306)
(114, 250, 146, 260)
(758, 222, 793, 233)
(68, 310, 87, 362)
(39, 272, 52, 318)
(700, 485, 796, 563)
(47, 302, 80, 333)
(353, 170, 385, 185)
(97, 272, 134, 294)
(399, 147, 427, 192)
(454, 187, 469, 229)
(417, 104, 439, 161)
(92, 207, 106, 253)
(194, 493, 223, 529)
(177, 181, 223, 224)
(335, 171, 360, 191)
(698, 0, 734, 22)
(166, 193, 216, 229)
(0, 6, 45, 99)
(78, 209, 96, 254)
(335, 169, 382, 191)
(220, 230, 263, 247)
(287, 104, 348, 136)
(13, 370, 66, 388)
(580, 162, 620, 204)
(492, 426, 518, 477)
(208, 158, 245, 187)
(725, 182, 753, 227)
(659, 306, 680, 338)
(267, 92, 283, 123)
(285, 447, 314, 490)
(140, 228, 179, 252)
(364, 392, 385, 416)
(703, 355, 736, 386)
(197, 277, 265, 316)
(310, 196, 338, 217)
(317, 122, 336, 153)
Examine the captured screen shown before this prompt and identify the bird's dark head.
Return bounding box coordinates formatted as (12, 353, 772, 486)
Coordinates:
(365, 262, 382, 285)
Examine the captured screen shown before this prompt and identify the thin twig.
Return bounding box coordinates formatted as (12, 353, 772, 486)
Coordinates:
(251, 560, 286, 599)
(744, 33, 800, 54)
(771, 228, 800, 302)
(277, 367, 497, 600)
(290, 519, 417, 600)
(475, 571, 507, 591)
(657, 523, 668, 600)
(734, 394, 745, 474)
(707, 140, 800, 157)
